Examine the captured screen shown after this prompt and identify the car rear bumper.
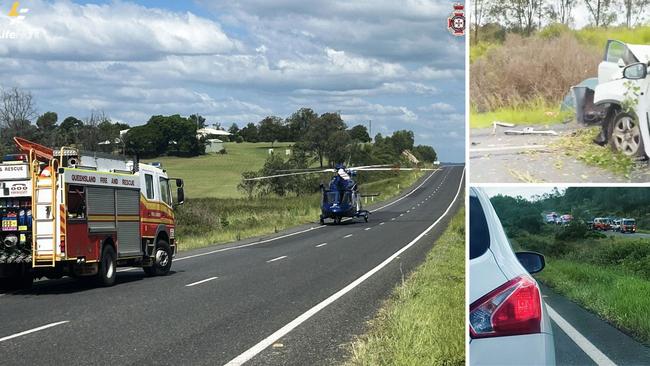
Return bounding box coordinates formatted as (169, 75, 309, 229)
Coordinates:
(470, 333, 555, 365)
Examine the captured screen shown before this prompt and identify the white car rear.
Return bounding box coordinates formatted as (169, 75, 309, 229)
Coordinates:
(469, 187, 556, 365)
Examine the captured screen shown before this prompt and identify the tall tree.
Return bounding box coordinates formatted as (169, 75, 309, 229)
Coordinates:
(0, 87, 37, 137)
(584, 0, 617, 27)
(348, 125, 371, 143)
(189, 114, 207, 129)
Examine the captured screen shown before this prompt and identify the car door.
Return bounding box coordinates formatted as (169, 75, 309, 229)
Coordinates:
(598, 40, 636, 84)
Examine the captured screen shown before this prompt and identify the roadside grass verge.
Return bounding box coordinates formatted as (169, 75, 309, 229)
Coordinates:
(553, 127, 635, 177)
(470, 101, 572, 129)
(176, 171, 424, 251)
(509, 228, 650, 344)
(346, 207, 465, 366)
(537, 259, 650, 344)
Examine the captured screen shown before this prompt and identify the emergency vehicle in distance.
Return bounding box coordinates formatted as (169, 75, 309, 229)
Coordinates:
(0, 138, 184, 288)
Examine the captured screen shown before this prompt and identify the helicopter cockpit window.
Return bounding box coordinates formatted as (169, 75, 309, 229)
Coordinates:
(325, 191, 339, 204)
(341, 192, 352, 204)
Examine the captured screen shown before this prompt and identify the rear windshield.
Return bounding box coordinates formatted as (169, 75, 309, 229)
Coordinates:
(624, 220, 635, 225)
(470, 195, 490, 259)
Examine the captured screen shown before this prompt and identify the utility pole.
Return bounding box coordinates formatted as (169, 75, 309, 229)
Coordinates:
(368, 120, 372, 141)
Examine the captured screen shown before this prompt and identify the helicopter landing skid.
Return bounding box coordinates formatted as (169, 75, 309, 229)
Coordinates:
(319, 210, 370, 225)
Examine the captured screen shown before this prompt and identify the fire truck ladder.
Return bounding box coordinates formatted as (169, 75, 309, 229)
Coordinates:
(31, 158, 59, 268)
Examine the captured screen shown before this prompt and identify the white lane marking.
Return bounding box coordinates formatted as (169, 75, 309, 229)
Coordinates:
(267, 256, 288, 263)
(153, 169, 443, 265)
(223, 167, 465, 366)
(0, 321, 69, 343)
(470, 145, 548, 153)
(546, 305, 616, 366)
(315, 243, 327, 248)
(185, 276, 218, 287)
(406, 211, 410, 214)
(364, 228, 371, 231)
(391, 218, 396, 221)
(379, 222, 385, 225)
(371, 169, 441, 212)
(400, 213, 404, 217)
(343, 234, 353, 238)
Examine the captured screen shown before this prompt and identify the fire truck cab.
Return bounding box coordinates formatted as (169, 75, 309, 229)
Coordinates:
(0, 138, 184, 288)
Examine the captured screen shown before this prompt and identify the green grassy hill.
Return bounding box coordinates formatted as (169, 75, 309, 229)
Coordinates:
(149, 142, 294, 198)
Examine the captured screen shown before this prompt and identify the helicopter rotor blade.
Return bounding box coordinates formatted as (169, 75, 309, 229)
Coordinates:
(244, 169, 335, 181)
(353, 167, 438, 171)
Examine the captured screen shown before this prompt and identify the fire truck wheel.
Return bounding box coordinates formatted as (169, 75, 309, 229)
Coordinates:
(147, 241, 172, 276)
(97, 245, 117, 286)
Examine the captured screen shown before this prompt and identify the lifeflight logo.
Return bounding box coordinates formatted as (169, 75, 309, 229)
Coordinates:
(8, 2, 29, 21)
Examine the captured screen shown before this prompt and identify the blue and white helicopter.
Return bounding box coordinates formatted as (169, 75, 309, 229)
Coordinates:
(246, 163, 436, 225)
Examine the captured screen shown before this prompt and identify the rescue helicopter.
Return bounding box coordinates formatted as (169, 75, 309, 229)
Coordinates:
(245, 163, 436, 224)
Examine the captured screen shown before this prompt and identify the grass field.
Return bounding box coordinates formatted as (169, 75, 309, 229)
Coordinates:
(150, 142, 294, 198)
(537, 259, 650, 344)
(347, 207, 465, 366)
(470, 101, 572, 128)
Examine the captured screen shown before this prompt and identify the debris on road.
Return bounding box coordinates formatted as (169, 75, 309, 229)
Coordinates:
(492, 121, 515, 134)
(504, 127, 558, 136)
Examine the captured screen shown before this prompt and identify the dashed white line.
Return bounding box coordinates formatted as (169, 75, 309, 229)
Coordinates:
(400, 213, 404, 217)
(343, 234, 353, 238)
(391, 218, 396, 221)
(223, 167, 465, 366)
(0, 321, 69, 343)
(546, 305, 616, 366)
(379, 222, 385, 225)
(364, 228, 371, 231)
(406, 211, 410, 213)
(316, 243, 327, 248)
(185, 276, 218, 287)
(267, 256, 288, 263)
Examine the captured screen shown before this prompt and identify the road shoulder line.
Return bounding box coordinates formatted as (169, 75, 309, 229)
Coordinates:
(546, 305, 616, 366)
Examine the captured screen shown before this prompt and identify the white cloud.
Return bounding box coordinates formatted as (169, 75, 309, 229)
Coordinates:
(0, 1, 236, 61)
(419, 102, 456, 112)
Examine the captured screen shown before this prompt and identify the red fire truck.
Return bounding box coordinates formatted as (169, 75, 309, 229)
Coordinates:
(0, 138, 184, 288)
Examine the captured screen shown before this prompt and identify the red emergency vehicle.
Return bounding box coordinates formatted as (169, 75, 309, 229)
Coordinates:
(0, 138, 184, 288)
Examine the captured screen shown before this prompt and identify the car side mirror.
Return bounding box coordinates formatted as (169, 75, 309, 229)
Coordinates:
(516, 251, 545, 274)
(175, 178, 184, 188)
(623, 62, 648, 80)
(176, 187, 185, 206)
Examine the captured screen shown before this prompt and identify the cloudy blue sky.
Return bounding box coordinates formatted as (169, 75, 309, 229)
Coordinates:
(0, 0, 465, 161)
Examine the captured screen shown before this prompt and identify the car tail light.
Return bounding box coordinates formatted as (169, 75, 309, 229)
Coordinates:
(470, 275, 542, 338)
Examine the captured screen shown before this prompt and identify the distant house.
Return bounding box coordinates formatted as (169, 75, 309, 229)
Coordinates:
(205, 139, 224, 153)
(197, 128, 232, 139)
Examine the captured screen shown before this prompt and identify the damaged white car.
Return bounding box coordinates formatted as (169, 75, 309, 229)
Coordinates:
(575, 40, 650, 158)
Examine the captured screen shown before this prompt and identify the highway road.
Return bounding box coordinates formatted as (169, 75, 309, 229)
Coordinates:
(0, 165, 465, 366)
(541, 284, 650, 365)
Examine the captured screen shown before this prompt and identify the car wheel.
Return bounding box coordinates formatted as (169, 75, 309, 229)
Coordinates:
(96, 245, 117, 286)
(609, 111, 646, 158)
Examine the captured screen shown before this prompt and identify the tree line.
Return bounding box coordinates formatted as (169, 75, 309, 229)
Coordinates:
(0, 87, 437, 167)
(490, 187, 650, 235)
(473, 0, 649, 42)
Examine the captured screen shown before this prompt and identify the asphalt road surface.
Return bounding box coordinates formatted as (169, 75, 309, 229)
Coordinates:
(541, 284, 650, 365)
(0, 165, 465, 366)
(470, 123, 650, 183)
